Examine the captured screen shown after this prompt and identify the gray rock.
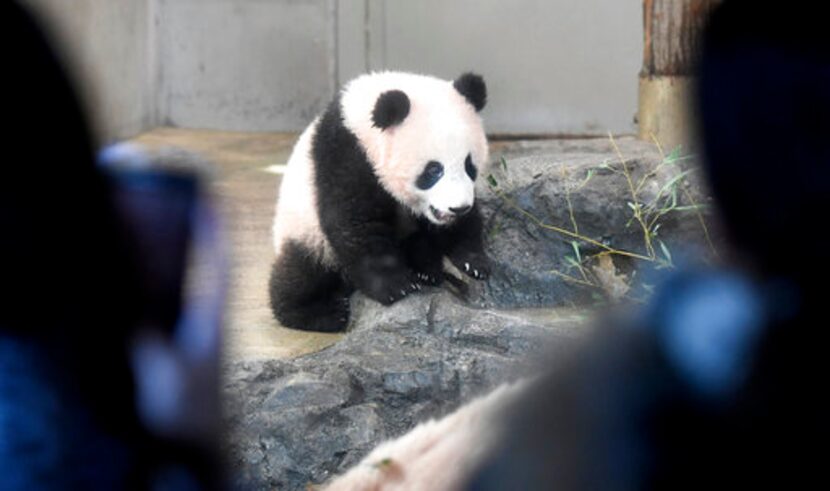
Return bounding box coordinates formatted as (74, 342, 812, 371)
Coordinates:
(473, 137, 721, 308)
(224, 292, 581, 490)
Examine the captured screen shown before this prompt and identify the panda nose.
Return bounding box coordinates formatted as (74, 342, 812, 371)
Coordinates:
(449, 205, 472, 216)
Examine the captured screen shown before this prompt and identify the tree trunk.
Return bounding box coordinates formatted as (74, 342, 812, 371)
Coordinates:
(638, 0, 721, 149)
(642, 0, 721, 76)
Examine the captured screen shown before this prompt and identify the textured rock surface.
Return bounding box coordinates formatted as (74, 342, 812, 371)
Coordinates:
(474, 137, 719, 308)
(224, 292, 582, 490)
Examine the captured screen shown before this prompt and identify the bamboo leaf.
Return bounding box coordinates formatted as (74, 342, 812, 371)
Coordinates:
(658, 240, 673, 265)
(652, 169, 695, 204)
(652, 223, 662, 236)
(564, 256, 581, 269)
(665, 146, 683, 165)
(571, 241, 582, 264)
(578, 168, 595, 188)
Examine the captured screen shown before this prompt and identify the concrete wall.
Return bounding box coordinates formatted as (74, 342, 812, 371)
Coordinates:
(163, 0, 641, 135)
(19, 0, 643, 137)
(341, 0, 642, 135)
(22, 0, 156, 143)
(156, 0, 336, 131)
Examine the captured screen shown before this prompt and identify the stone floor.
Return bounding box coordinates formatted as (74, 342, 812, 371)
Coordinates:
(130, 127, 344, 361)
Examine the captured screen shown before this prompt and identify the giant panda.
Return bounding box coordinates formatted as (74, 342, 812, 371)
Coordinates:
(270, 71, 491, 332)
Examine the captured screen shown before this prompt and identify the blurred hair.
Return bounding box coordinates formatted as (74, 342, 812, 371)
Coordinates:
(1, 0, 146, 469)
(697, 1, 830, 284)
(2, 0, 141, 332)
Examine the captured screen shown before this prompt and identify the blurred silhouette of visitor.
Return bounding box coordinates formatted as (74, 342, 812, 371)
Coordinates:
(1, 2, 226, 489)
(467, 2, 829, 489)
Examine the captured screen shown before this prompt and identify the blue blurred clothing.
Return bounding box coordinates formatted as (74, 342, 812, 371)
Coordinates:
(0, 336, 132, 490)
(646, 270, 766, 400)
(468, 268, 825, 490)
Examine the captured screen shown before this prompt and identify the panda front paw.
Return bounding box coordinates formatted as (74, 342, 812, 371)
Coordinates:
(372, 271, 422, 305)
(449, 251, 491, 280)
(414, 270, 443, 286)
(402, 232, 444, 287)
(351, 255, 422, 306)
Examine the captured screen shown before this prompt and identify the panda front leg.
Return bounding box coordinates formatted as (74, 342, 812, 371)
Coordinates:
(443, 203, 491, 281)
(344, 246, 422, 306)
(269, 241, 353, 332)
(328, 221, 422, 306)
(402, 230, 445, 286)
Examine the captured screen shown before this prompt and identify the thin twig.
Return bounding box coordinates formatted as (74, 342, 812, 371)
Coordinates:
(560, 165, 580, 235)
(609, 133, 656, 258)
(549, 269, 596, 288)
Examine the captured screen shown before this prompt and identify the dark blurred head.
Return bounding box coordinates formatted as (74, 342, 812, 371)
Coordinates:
(1, 2, 140, 335)
(697, 2, 830, 283)
(1, 0, 143, 438)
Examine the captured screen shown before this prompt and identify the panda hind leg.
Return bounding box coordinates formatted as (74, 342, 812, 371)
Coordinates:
(269, 241, 353, 332)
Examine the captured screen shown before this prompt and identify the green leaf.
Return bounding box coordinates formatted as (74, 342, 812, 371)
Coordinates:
(658, 240, 673, 265)
(665, 145, 683, 165)
(487, 174, 498, 188)
(579, 169, 595, 188)
(652, 223, 662, 236)
(653, 169, 695, 204)
(571, 241, 582, 264)
(500, 156, 508, 172)
(673, 204, 711, 212)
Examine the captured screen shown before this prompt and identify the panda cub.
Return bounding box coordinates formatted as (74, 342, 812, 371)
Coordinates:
(270, 71, 491, 332)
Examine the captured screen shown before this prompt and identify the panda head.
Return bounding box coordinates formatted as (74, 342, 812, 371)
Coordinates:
(344, 72, 490, 226)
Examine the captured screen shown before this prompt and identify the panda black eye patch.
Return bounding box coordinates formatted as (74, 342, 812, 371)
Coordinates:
(416, 161, 444, 190)
(465, 154, 477, 181)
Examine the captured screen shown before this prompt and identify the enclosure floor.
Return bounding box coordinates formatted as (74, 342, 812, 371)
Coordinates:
(130, 127, 344, 361)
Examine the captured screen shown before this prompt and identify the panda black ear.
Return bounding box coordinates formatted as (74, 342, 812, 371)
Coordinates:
(372, 90, 410, 129)
(453, 72, 487, 112)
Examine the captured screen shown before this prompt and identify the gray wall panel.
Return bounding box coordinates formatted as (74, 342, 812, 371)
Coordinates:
(377, 0, 642, 135)
(157, 0, 336, 132)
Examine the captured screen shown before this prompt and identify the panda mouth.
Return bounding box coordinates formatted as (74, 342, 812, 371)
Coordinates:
(429, 206, 455, 225)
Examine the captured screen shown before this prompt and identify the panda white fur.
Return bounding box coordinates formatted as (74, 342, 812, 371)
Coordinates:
(270, 71, 490, 332)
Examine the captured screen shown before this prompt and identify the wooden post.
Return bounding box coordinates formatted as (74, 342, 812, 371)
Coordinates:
(638, 0, 721, 150)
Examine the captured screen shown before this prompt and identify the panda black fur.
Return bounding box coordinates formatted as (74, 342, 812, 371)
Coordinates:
(270, 71, 491, 332)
